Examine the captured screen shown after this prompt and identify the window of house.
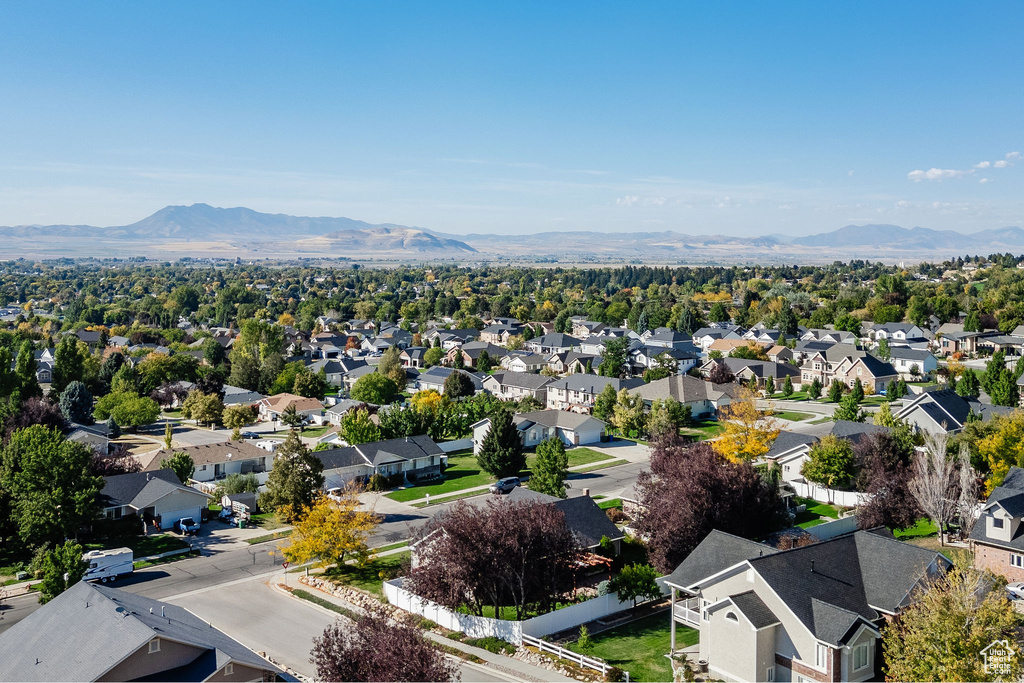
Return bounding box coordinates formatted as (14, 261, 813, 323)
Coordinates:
(725, 611, 738, 622)
(853, 643, 869, 670)
(816, 644, 829, 669)
(1011, 554, 1024, 568)
(199, 464, 207, 471)
(701, 599, 709, 622)
(225, 663, 234, 675)
(148, 639, 161, 654)
(994, 517, 1005, 529)
(766, 667, 775, 682)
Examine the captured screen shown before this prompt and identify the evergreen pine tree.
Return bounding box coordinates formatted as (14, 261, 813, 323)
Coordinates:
(476, 410, 526, 478)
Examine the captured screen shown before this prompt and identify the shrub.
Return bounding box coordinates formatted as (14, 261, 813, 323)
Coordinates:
(366, 473, 389, 492)
(605, 666, 625, 682)
(418, 618, 438, 630)
(466, 637, 515, 655)
(606, 507, 627, 523)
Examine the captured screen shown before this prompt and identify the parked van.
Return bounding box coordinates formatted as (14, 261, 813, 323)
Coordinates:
(83, 548, 134, 583)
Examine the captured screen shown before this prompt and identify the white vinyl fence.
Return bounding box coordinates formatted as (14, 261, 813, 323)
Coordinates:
(438, 438, 473, 453)
(804, 515, 858, 540)
(384, 576, 671, 644)
(790, 479, 866, 508)
(521, 634, 609, 675)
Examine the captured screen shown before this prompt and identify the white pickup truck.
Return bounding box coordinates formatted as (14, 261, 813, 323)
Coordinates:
(83, 548, 134, 583)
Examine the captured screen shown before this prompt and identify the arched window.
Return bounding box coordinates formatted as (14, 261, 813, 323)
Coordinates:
(726, 612, 738, 622)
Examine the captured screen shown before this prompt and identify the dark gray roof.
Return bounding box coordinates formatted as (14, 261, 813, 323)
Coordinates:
(897, 389, 970, 430)
(505, 488, 623, 548)
(971, 467, 1024, 550)
(664, 530, 780, 590)
(99, 469, 184, 508)
(765, 431, 818, 459)
(729, 591, 780, 628)
(887, 347, 934, 361)
(855, 353, 897, 378)
(0, 582, 279, 682)
(487, 372, 556, 391)
(749, 529, 949, 645)
(317, 434, 444, 470)
(417, 366, 484, 390)
(548, 374, 645, 394)
(528, 332, 583, 347)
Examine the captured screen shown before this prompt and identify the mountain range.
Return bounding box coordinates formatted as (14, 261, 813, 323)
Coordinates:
(1, 203, 1021, 261)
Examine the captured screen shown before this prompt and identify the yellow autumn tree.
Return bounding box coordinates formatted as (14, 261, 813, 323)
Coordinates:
(282, 486, 380, 569)
(977, 411, 1024, 492)
(410, 388, 444, 414)
(712, 387, 780, 463)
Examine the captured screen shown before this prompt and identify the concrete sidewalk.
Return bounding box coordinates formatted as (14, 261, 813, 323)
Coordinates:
(272, 573, 575, 682)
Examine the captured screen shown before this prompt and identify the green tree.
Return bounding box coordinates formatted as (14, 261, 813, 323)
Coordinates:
(477, 350, 493, 374)
(350, 372, 398, 404)
(851, 378, 865, 404)
(1, 425, 102, 549)
(991, 372, 1018, 407)
(181, 390, 224, 427)
(598, 337, 628, 378)
(882, 558, 1022, 682)
(877, 337, 891, 361)
(219, 472, 260, 495)
(593, 383, 618, 422)
(807, 377, 823, 400)
(827, 379, 845, 403)
(293, 368, 329, 400)
(423, 346, 444, 368)
(260, 430, 325, 521)
(160, 451, 196, 484)
(529, 437, 569, 498)
(476, 410, 526, 478)
(608, 563, 661, 607)
(833, 393, 865, 422)
(611, 388, 646, 437)
(443, 370, 476, 399)
(163, 420, 173, 449)
(51, 336, 85, 395)
(781, 375, 794, 398)
(340, 408, 382, 445)
(955, 369, 980, 398)
(801, 434, 856, 498)
(647, 397, 691, 437)
(15, 339, 41, 399)
(0, 346, 17, 398)
(764, 376, 776, 395)
(709, 302, 730, 323)
(222, 404, 257, 440)
(58, 381, 94, 425)
(377, 346, 407, 390)
(38, 540, 86, 604)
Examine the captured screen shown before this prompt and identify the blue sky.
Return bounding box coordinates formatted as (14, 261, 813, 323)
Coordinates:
(1, 2, 1022, 236)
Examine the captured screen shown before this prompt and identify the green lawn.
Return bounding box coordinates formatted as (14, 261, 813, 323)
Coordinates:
(568, 613, 696, 682)
(598, 498, 623, 510)
(575, 459, 629, 473)
(247, 529, 293, 545)
(87, 534, 190, 557)
(248, 512, 287, 530)
(894, 518, 939, 539)
(526, 447, 611, 471)
(324, 551, 410, 598)
(680, 419, 725, 440)
(371, 540, 409, 553)
(774, 411, 813, 422)
(412, 488, 489, 508)
(793, 497, 841, 529)
(385, 455, 494, 502)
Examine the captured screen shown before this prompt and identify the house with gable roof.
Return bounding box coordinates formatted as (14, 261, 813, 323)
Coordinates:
(971, 467, 1024, 581)
(665, 528, 950, 683)
(99, 469, 211, 528)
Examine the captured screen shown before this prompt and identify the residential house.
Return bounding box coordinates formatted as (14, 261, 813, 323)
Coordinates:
(545, 375, 645, 413)
(446, 341, 506, 369)
(692, 326, 746, 353)
(868, 323, 929, 343)
(317, 434, 445, 489)
(546, 351, 599, 375)
(221, 384, 263, 407)
(396, 346, 425, 369)
(67, 422, 112, 454)
(146, 441, 275, 489)
(800, 345, 897, 394)
(665, 528, 950, 683)
(415, 366, 484, 394)
(306, 357, 349, 386)
(423, 328, 478, 350)
(506, 487, 623, 550)
(976, 334, 1024, 356)
(526, 332, 584, 355)
(470, 409, 606, 454)
(937, 330, 984, 356)
(324, 398, 370, 425)
(0, 582, 281, 682)
(644, 328, 696, 349)
(800, 329, 858, 345)
(74, 328, 104, 346)
(886, 347, 938, 379)
(766, 345, 795, 364)
(629, 374, 739, 418)
(971, 466, 1024, 581)
(895, 389, 973, 434)
(479, 322, 522, 345)
(708, 338, 765, 357)
(571, 319, 607, 338)
(256, 393, 325, 424)
(482, 372, 555, 403)
(499, 350, 549, 373)
(630, 344, 700, 376)
(99, 469, 211, 529)
(764, 421, 889, 484)
(702, 357, 801, 391)
(579, 335, 610, 356)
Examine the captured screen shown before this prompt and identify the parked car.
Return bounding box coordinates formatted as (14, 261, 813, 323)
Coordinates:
(241, 431, 260, 439)
(489, 477, 521, 494)
(174, 517, 201, 535)
(1006, 582, 1024, 600)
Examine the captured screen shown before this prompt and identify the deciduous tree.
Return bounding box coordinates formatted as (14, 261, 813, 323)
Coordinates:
(283, 487, 379, 568)
(160, 451, 195, 484)
(260, 430, 324, 521)
(38, 540, 86, 604)
(712, 388, 779, 463)
(801, 435, 855, 501)
(350, 372, 398, 405)
(910, 431, 956, 545)
(340, 408, 382, 445)
(443, 370, 476, 399)
(608, 563, 661, 607)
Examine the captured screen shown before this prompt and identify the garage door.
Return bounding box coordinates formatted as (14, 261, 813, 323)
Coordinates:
(159, 505, 203, 528)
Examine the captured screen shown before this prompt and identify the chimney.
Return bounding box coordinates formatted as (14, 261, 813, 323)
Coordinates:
(161, 606, 165, 618)
(582, 488, 590, 497)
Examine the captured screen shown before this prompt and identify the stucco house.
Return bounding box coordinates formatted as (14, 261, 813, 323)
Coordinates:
(545, 375, 644, 413)
(482, 371, 555, 403)
(256, 393, 325, 424)
(971, 466, 1024, 581)
(145, 441, 276, 489)
(470, 409, 606, 454)
(629, 374, 739, 418)
(99, 469, 211, 529)
(885, 347, 938, 379)
(763, 421, 889, 484)
(0, 582, 281, 682)
(666, 529, 950, 683)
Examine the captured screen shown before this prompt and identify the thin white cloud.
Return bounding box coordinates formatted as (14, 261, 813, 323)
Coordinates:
(994, 160, 1009, 168)
(979, 178, 992, 184)
(907, 168, 970, 182)
(1007, 151, 1022, 161)
(974, 161, 991, 169)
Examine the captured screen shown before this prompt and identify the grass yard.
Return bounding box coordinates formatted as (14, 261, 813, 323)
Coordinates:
(575, 459, 629, 473)
(568, 612, 697, 682)
(904, 535, 972, 565)
(526, 447, 611, 471)
(793, 497, 841, 529)
(774, 411, 813, 422)
(88, 534, 190, 557)
(412, 488, 489, 508)
(598, 498, 623, 510)
(809, 416, 833, 425)
(385, 454, 494, 502)
(247, 529, 293, 545)
(894, 518, 939, 539)
(768, 391, 809, 401)
(324, 550, 410, 598)
(680, 419, 725, 441)
(371, 540, 409, 553)
(248, 512, 287, 530)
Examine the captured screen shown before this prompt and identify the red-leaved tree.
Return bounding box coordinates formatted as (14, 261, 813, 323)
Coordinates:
(311, 613, 458, 682)
(405, 496, 582, 620)
(633, 435, 787, 573)
(854, 432, 920, 531)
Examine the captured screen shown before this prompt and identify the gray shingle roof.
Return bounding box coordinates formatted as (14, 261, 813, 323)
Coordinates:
(505, 488, 623, 547)
(547, 375, 645, 394)
(488, 372, 556, 391)
(729, 591, 780, 628)
(0, 582, 279, 682)
(317, 434, 444, 471)
(664, 530, 779, 590)
(99, 469, 183, 508)
(513, 409, 605, 431)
